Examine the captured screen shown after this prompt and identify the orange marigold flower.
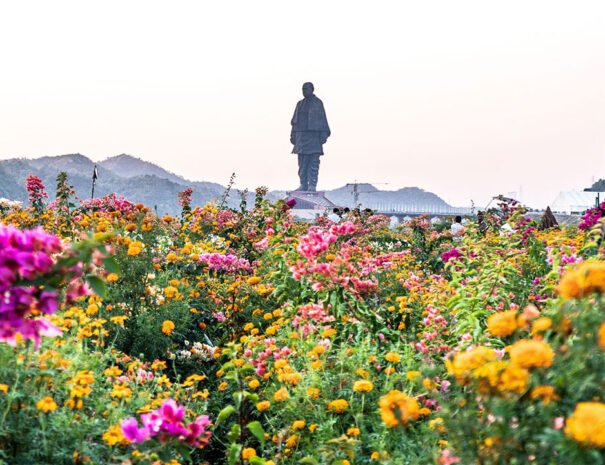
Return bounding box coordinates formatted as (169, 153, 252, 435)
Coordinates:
(486, 310, 517, 337)
(274, 388, 288, 402)
(406, 370, 421, 381)
(497, 363, 529, 393)
(36, 396, 57, 412)
(508, 339, 554, 368)
(246, 276, 261, 285)
(557, 261, 605, 299)
(353, 380, 374, 392)
(565, 402, 605, 448)
(598, 323, 605, 350)
(327, 399, 349, 413)
(248, 379, 260, 389)
(292, 420, 305, 430)
(256, 400, 270, 411)
(163, 286, 178, 299)
(107, 273, 119, 283)
(530, 385, 560, 405)
(448, 346, 496, 384)
(379, 390, 420, 427)
(161, 320, 175, 335)
(385, 352, 401, 363)
(347, 427, 361, 436)
(531, 317, 552, 336)
(103, 424, 128, 446)
(307, 387, 320, 399)
(242, 448, 256, 460)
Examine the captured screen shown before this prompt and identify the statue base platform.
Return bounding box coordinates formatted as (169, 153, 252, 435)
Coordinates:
(286, 190, 336, 210)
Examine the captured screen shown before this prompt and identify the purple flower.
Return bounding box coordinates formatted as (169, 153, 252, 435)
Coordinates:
(121, 417, 151, 443)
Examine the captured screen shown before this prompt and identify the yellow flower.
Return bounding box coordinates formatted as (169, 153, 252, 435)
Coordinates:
(530, 385, 560, 405)
(307, 387, 320, 399)
(103, 424, 128, 446)
(383, 367, 396, 375)
(248, 379, 260, 389)
(497, 363, 529, 393)
(107, 273, 119, 283)
(309, 424, 318, 432)
(347, 427, 361, 436)
(557, 261, 605, 299)
(110, 383, 132, 399)
(531, 317, 552, 336)
(448, 346, 496, 384)
(327, 399, 349, 413)
(422, 378, 436, 390)
(218, 382, 228, 391)
(599, 323, 605, 350)
(292, 420, 305, 430)
(508, 339, 554, 368)
(256, 400, 270, 411)
(0, 384, 8, 394)
(36, 396, 57, 412)
(274, 388, 288, 402)
(565, 402, 605, 448)
(285, 434, 300, 448)
(486, 310, 517, 337)
(164, 286, 178, 299)
(406, 370, 421, 381)
(379, 390, 420, 427)
(246, 276, 261, 285)
(161, 320, 175, 336)
(242, 448, 256, 460)
(353, 380, 374, 392)
(385, 352, 401, 363)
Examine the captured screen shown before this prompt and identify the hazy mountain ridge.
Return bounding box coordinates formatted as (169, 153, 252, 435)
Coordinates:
(0, 154, 451, 213)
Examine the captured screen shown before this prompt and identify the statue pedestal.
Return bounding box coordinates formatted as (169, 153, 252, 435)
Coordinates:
(286, 190, 336, 210)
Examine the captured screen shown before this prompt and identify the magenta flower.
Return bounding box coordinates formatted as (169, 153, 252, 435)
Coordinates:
(121, 417, 151, 442)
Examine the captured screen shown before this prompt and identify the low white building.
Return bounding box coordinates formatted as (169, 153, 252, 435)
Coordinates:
(550, 191, 605, 214)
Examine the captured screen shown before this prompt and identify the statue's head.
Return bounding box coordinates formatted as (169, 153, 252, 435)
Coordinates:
(302, 82, 314, 98)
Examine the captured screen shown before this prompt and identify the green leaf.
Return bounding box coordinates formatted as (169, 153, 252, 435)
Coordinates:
(249, 457, 265, 465)
(216, 405, 236, 426)
(227, 443, 243, 465)
(298, 457, 320, 465)
(247, 421, 265, 446)
(102, 256, 121, 274)
(227, 424, 241, 442)
(86, 275, 107, 299)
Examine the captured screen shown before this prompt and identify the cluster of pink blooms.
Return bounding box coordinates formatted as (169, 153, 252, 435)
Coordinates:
(177, 187, 193, 209)
(442, 248, 462, 263)
(121, 398, 212, 447)
(245, 337, 293, 377)
(25, 175, 48, 206)
(579, 201, 605, 230)
(198, 252, 250, 273)
(291, 303, 335, 337)
(0, 225, 64, 347)
(80, 193, 136, 214)
(412, 304, 450, 354)
(296, 221, 357, 259)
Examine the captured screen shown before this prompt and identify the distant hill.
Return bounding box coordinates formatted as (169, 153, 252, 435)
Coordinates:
(0, 154, 452, 213)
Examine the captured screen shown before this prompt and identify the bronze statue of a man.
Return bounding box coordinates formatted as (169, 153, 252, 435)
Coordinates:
(290, 82, 330, 192)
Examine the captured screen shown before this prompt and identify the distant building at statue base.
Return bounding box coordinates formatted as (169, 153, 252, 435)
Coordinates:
(286, 190, 336, 210)
(550, 191, 605, 214)
(285, 190, 337, 222)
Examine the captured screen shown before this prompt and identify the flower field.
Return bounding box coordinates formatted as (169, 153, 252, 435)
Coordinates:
(1, 177, 604, 465)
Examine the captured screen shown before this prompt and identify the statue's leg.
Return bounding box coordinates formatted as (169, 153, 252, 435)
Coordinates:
(297, 154, 308, 191)
(308, 155, 320, 192)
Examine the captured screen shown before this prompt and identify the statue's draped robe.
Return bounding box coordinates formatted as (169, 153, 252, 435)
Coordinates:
(291, 96, 330, 155)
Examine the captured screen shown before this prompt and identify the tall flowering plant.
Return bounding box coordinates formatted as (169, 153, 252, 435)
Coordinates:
(177, 187, 193, 218)
(26, 174, 48, 213)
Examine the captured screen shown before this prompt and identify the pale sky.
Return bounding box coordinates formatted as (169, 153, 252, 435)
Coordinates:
(1, 0, 603, 208)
